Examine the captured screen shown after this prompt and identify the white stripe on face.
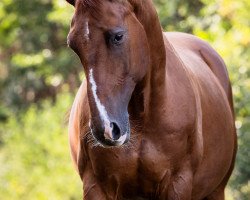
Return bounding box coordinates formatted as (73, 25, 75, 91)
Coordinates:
(89, 68, 112, 138)
(84, 21, 90, 39)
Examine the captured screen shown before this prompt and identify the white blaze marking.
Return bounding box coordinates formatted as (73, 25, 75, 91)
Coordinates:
(89, 69, 112, 138)
(84, 21, 89, 39)
(89, 68, 128, 144)
(89, 69, 109, 122)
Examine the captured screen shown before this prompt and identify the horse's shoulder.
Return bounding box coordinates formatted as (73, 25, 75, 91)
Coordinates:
(68, 79, 89, 175)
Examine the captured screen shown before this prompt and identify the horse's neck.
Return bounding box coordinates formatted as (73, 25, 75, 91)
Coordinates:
(129, 0, 167, 123)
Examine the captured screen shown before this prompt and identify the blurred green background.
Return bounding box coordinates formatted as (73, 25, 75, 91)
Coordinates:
(0, 0, 249, 199)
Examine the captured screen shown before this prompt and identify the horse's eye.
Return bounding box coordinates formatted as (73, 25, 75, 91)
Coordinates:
(105, 29, 126, 46)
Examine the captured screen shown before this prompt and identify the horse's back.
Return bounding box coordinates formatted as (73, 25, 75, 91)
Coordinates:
(165, 32, 232, 106)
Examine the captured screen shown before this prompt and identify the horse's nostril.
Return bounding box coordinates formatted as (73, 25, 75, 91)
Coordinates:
(110, 122, 121, 141)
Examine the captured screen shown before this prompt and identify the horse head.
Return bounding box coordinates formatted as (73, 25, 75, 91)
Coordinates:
(66, 0, 151, 147)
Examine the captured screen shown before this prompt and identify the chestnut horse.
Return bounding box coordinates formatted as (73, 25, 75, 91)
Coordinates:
(66, 0, 237, 199)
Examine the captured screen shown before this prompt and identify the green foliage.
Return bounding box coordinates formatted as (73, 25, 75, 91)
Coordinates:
(0, 93, 82, 199)
(155, 0, 204, 32)
(0, 0, 81, 112)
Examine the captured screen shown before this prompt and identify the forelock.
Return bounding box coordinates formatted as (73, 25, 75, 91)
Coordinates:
(79, 0, 103, 18)
(82, 0, 102, 8)
(79, 0, 129, 19)
(82, 0, 127, 9)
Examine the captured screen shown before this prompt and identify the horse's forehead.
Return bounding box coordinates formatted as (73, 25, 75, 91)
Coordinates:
(74, 1, 129, 28)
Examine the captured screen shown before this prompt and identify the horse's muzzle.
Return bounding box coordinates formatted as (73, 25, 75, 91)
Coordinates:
(90, 120, 130, 147)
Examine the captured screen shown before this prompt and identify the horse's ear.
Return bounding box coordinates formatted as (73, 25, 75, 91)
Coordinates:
(66, 0, 75, 6)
